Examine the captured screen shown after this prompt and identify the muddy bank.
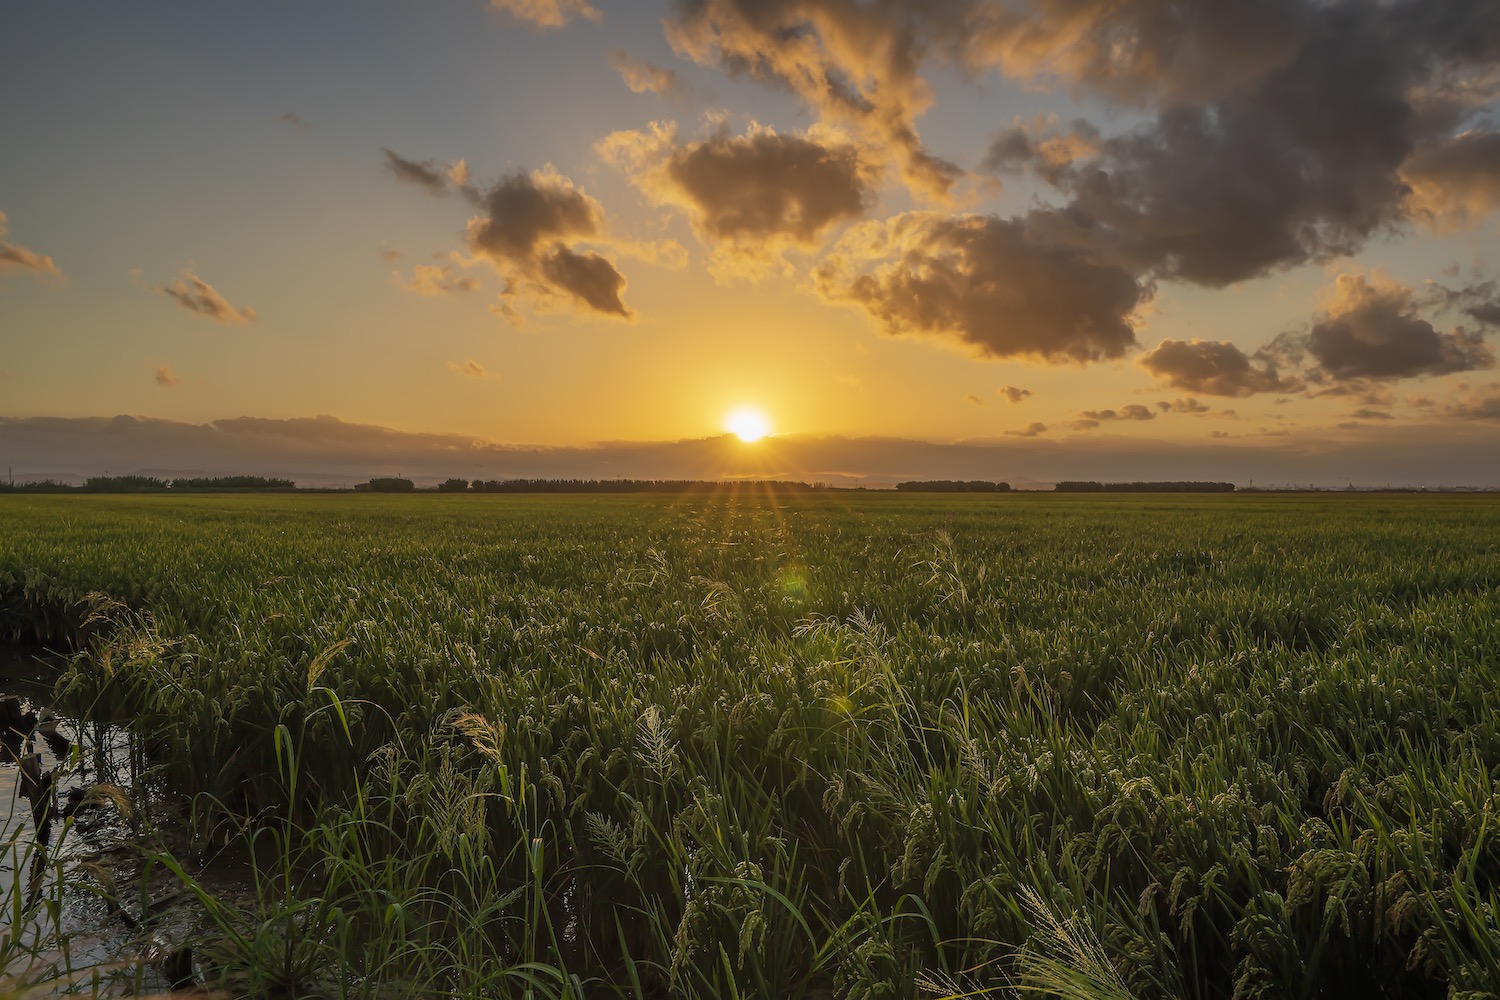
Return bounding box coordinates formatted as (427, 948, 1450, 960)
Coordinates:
(0, 645, 206, 995)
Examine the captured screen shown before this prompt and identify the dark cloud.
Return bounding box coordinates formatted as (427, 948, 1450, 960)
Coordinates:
(1080, 405, 1155, 422)
(1000, 385, 1032, 403)
(1349, 408, 1394, 420)
(157, 270, 256, 324)
(1159, 397, 1209, 414)
(1300, 272, 1493, 381)
(1138, 339, 1288, 397)
(976, 3, 1500, 286)
(608, 50, 691, 99)
(0, 211, 63, 282)
(466, 167, 633, 321)
(601, 123, 870, 270)
(664, 0, 962, 197)
(1403, 130, 1500, 230)
(1006, 421, 1047, 437)
(537, 247, 630, 317)
(1428, 279, 1500, 329)
(965, 0, 1312, 104)
(382, 149, 456, 197)
(280, 111, 310, 131)
(816, 212, 1148, 363)
(1443, 388, 1500, 421)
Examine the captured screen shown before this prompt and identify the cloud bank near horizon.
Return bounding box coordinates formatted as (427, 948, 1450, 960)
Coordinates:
(3, 413, 1498, 489)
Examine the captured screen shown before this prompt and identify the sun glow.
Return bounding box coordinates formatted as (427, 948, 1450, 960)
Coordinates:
(726, 407, 771, 443)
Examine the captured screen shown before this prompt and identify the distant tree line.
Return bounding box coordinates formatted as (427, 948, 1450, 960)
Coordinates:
(1054, 481, 1236, 493)
(356, 477, 417, 493)
(0, 475, 299, 493)
(896, 480, 1012, 492)
(462, 478, 826, 493)
(169, 475, 296, 490)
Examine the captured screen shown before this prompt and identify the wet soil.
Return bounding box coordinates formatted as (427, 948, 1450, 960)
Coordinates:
(0, 645, 247, 995)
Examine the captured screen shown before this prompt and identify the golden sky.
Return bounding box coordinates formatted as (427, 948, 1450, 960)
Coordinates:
(3, 0, 1500, 486)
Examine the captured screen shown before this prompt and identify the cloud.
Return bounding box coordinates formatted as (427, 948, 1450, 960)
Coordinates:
(466, 166, 632, 321)
(157, 269, 256, 324)
(0, 211, 63, 282)
(1005, 422, 1047, 438)
(1138, 339, 1290, 397)
(965, 393, 983, 405)
(608, 50, 690, 99)
(1428, 279, 1500, 329)
(6, 413, 1500, 488)
(153, 365, 180, 388)
(1159, 397, 1209, 414)
(447, 360, 488, 379)
(663, 0, 962, 197)
(1299, 272, 1493, 381)
(489, 0, 599, 28)
(382, 148, 459, 197)
(979, 2, 1500, 286)
(816, 212, 1148, 363)
(1080, 405, 1156, 422)
(280, 111, 310, 131)
(1403, 130, 1500, 231)
(1443, 387, 1500, 421)
(600, 121, 871, 271)
(1349, 408, 1394, 420)
(1000, 385, 1032, 403)
(393, 258, 481, 296)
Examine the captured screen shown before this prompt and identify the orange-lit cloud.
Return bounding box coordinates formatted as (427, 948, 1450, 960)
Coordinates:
(601, 121, 871, 273)
(393, 258, 481, 296)
(154, 365, 180, 388)
(663, 0, 961, 198)
(1080, 404, 1155, 422)
(158, 269, 256, 324)
(999, 385, 1032, 403)
(0, 211, 63, 282)
(447, 360, 488, 379)
(1403, 130, 1500, 232)
(488, 0, 598, 28)
(1295, 271, 1494, 381)
(816, 212, 1147, 363)
(608, 50, 690, 99)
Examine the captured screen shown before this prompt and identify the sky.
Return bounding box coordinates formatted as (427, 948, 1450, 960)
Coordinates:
(3, 0, 1500, 487)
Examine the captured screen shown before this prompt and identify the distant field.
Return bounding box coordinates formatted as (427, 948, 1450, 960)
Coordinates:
(2, 492, 1499, 998)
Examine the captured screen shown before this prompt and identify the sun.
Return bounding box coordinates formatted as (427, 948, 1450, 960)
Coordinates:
(725, 407, 771, 443)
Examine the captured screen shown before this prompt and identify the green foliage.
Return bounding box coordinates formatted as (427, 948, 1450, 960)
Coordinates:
(1, 492, 1498, 996)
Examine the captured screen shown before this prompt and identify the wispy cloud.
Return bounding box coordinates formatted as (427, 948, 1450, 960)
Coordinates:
(446, 360, 488, 379)
(608, 50, 690, 100)
(157, 269, 256, 324)
(488, 0, 599, 29)
(154, 365, 181, 388)
(0, 211, 63, 282)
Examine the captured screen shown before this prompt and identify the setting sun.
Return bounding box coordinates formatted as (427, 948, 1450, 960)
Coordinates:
(726, 407, 771, 443)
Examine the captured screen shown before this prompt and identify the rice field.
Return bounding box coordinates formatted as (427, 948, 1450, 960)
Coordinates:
(1, 491, 1499, 998)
